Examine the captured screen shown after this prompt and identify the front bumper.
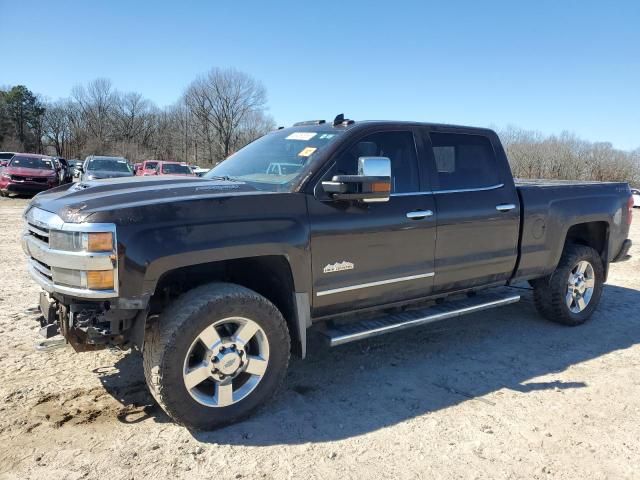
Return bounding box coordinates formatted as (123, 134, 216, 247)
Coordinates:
(612, 239, 632, 262)
(2, 181, 54, 194)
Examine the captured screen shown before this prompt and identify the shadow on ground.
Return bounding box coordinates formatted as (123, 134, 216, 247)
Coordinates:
(98, 284, 640, 445)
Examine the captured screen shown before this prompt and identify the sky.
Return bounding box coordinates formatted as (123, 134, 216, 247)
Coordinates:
(2, 0, 639, 150)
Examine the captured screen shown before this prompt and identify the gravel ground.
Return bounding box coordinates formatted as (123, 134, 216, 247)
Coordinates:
(0, 196, 639, 480)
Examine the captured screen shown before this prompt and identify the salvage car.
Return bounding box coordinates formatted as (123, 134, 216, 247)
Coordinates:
(152, 161, 195, 176)
(22, 116, 633, 429)
(137, 160, 159, 176)
(1, 153, 61, 196)
(0, 152, 17, 166)
(79, 155, 133, 181)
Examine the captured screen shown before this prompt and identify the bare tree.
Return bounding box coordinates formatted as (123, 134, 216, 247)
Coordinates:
(185, 68, 269, 163)
(42, 100, 71, 156)
(71, 78, 116, 151)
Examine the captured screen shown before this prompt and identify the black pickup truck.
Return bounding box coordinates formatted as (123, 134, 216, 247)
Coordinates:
(22, 116, 633, 429)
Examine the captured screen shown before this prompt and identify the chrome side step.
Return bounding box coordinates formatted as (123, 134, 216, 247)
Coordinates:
(322, 290, 520, 347)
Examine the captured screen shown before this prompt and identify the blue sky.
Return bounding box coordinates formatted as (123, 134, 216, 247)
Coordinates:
(2, 0, 639, 150)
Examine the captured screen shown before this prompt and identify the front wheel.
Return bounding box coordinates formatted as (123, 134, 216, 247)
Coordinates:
(143, 282, 290, 429)
(533, 244, 604, 326)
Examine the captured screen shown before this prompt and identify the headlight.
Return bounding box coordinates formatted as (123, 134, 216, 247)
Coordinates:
(52, 268, 114, 290)
(50, 231, 114, 252)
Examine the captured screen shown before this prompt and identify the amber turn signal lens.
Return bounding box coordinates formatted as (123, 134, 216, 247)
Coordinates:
(371, 182, 391, 193)
(87, 232, 113, 252)
(86, 270, 114, 290)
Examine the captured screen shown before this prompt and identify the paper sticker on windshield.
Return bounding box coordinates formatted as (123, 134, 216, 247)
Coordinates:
(319, 133, 336, 139)
(286, 132, 317, 141)
(298, 147, 317, 157)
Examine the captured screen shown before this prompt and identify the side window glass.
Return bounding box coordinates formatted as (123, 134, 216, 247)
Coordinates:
(331, 131, 419, 193)
(429, 132, 500, 190)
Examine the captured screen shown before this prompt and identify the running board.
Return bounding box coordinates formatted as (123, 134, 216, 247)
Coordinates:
(322, 290, 520, 347)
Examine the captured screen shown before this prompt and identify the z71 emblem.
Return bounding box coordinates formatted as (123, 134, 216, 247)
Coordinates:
(323, 261, 354, 273)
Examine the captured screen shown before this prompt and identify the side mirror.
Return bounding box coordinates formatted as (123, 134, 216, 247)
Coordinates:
(0, 160, 7, 167)
(322, 156, 391, 203)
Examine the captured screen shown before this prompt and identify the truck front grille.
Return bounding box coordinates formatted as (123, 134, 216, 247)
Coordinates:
(30, 258, 53, 281)
(26, 222, 50, 244)
(11, 175, 48, 183)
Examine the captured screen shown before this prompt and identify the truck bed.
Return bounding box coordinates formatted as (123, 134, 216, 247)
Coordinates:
(513, 180, 631, 280)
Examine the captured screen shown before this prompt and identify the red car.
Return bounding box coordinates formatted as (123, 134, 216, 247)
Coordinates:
(0, 154, 61, 197)
(152, 161, 195, 176)
(137, 160, 160, 176)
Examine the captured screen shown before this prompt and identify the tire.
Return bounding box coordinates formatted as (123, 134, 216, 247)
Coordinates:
(143, 282, 290, 430)
(532, 244, 604, 326)
(0, 190, 7, 198)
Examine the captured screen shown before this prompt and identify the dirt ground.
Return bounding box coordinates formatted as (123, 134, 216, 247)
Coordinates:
(0, 196, 638, 480)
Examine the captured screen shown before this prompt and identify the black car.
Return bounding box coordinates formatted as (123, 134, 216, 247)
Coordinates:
(80, 155, 133, 181)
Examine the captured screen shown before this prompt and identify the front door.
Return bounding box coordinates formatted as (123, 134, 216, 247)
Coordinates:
(307, 129, 437, 318)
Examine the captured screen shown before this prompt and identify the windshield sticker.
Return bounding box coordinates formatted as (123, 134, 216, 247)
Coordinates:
(286, 132, 317, 141)
(319, 133, 336, 139)
(298, 147, 317, 157)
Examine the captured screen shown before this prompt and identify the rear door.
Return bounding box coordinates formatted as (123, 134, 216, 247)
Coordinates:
(421, 129, 520, 292)
(308, 128, 437, 317)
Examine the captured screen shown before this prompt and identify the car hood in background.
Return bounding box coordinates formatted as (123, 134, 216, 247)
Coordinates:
(4, 167, 56, 177)
(84, 170, 134, 179)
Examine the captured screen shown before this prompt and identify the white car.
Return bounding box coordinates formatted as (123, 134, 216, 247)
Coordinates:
(193, 167, 210, 177)
(632, 188, 640, 208)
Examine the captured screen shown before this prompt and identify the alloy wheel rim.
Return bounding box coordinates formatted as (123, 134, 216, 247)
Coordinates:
(566, 260, 595, 313)
(183, 317, 270, 407)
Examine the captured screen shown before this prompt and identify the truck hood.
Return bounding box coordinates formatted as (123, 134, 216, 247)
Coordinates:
(29, 175, 263, 223)
(4, 166, 56, 177)
(84, 170, 134, 179)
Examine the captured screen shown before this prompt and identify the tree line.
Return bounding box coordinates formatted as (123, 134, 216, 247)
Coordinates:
(0, 67, 274, 166)
(1, 69, 639, 184)
(497, 126, 640, 185)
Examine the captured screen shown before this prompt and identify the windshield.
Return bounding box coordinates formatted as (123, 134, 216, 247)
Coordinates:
(10, 156, 54, 170)
(205, 128, 343, 190)
(162, 163, 192, 174)
(0, 153, 15, 160)
(144, 161, 158, 170)
(87, 159, 132, 173)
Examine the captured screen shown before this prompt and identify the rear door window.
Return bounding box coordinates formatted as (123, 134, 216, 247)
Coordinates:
(429, 132, 500, 191)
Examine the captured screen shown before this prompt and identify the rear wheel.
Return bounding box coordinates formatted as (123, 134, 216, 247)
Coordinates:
(143, 282, 290, 429)
(533, 244, 604, 326)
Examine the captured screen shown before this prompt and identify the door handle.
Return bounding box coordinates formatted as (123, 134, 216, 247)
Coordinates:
(406, 210, 434, 220)
(496, 203, 516, 212)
